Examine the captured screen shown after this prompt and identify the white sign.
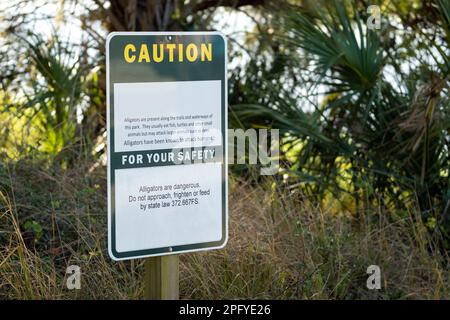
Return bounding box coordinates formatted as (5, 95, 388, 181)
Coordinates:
(107, 32, 228, 260)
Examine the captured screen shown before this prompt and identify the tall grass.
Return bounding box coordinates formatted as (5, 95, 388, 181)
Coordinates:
(0, 159, 448, 299)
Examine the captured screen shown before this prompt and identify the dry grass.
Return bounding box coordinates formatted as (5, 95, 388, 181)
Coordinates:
(182, 180, 450, 299)
(0, 160, 449, 299)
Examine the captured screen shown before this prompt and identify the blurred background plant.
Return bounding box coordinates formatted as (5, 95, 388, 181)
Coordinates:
(0, 0, 449, 299)
(231, 0, 450, 248)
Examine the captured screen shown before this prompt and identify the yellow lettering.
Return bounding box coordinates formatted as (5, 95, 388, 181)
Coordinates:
(125, 42, 214, 63)
(166, 44, 176, 62)
(152, 44, 164, 63)
(178, 44, 183, 62)
(124, 44, 136, 63)
(138, 44, 150, 63)
(201, 43, 212, 61)
(186, 43, 198, 62)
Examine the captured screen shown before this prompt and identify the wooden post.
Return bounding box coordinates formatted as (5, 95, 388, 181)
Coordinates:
(144, 255, 179, 300)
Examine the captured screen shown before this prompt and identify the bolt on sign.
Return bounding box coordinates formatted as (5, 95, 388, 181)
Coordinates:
(107, 32, 228, 260)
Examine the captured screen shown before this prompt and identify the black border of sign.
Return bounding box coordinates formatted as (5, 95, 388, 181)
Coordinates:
(106, 32, 228, 261)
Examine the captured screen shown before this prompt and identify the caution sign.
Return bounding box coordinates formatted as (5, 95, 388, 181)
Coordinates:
(107, 32, 228, 260)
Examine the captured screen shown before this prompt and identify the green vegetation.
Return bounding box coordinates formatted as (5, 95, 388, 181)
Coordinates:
(1, 160, 448, 299)
(1, 0, 449, 299)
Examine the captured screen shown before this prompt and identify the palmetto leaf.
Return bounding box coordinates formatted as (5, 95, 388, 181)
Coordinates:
(232, 0, 450, 215)
(14, 31, 84, 155)
(437, 0, 450, 73)
(286, 1, 384, 94)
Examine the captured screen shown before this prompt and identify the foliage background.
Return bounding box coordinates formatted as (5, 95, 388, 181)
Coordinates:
(0, 0, 449, 299)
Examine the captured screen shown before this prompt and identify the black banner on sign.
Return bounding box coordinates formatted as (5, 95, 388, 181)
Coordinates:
(112, 146, 223, 169)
